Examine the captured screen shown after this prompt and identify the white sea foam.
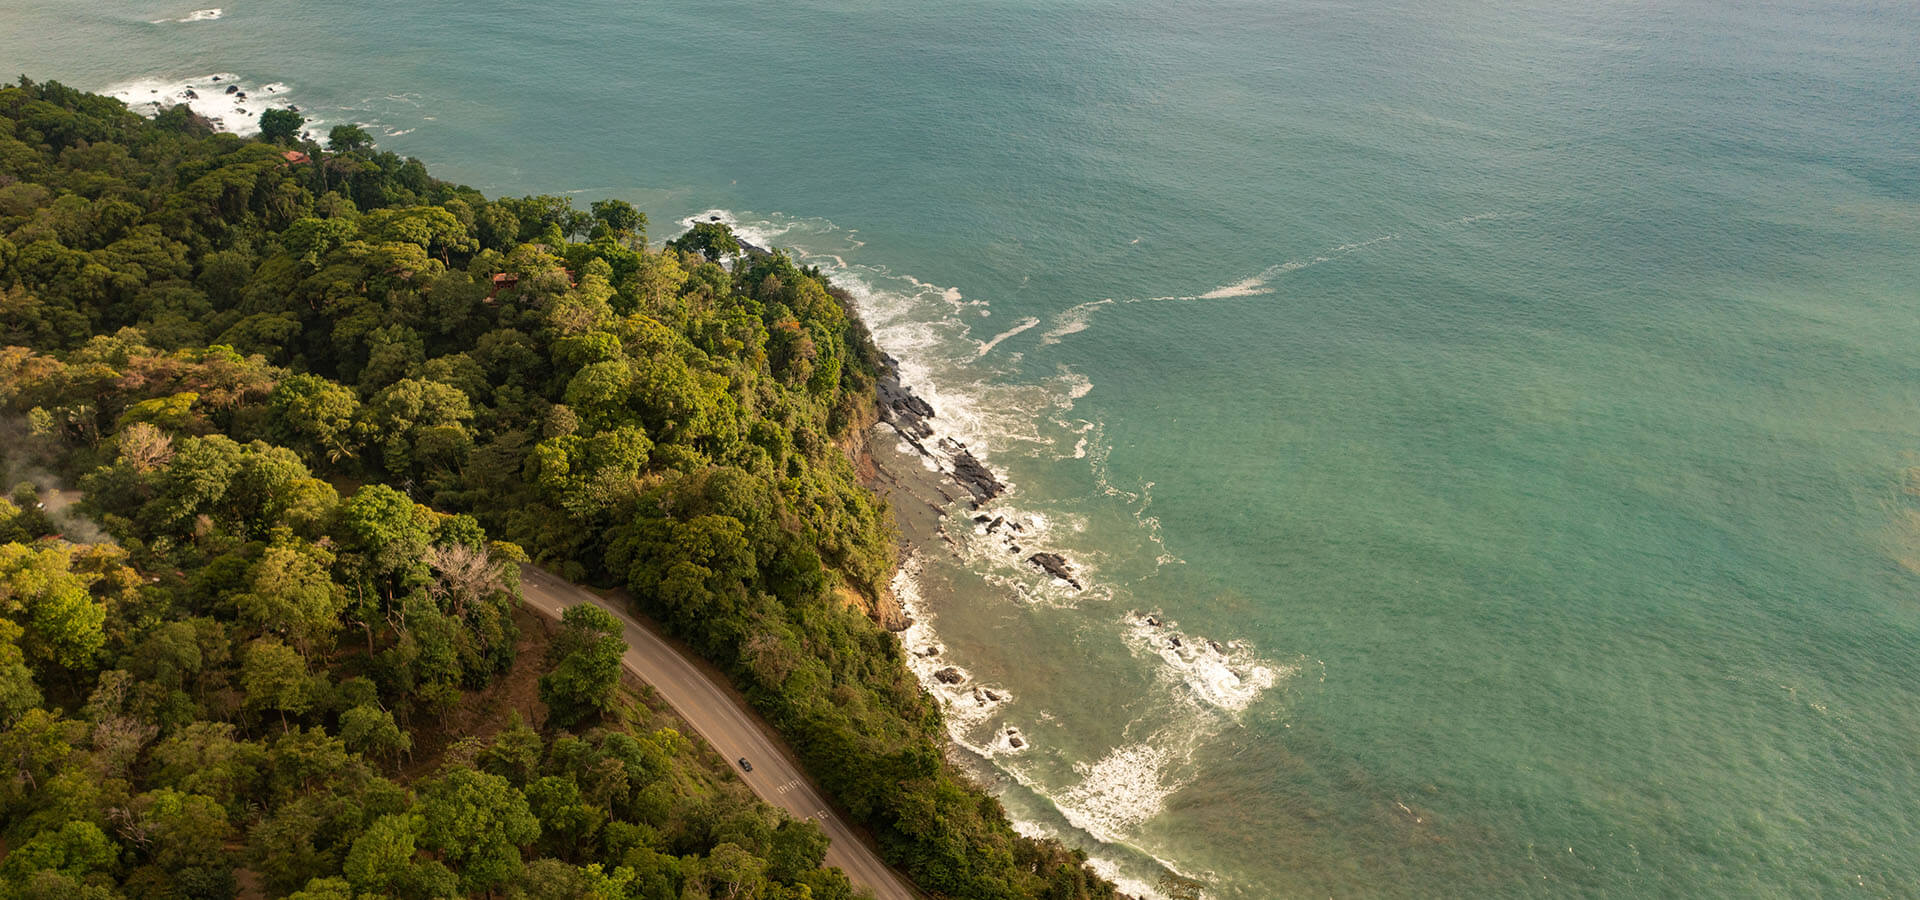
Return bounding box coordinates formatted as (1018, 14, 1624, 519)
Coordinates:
(1055, 741, 1187, 843)
(893, 556, 1018, 747)
(1085, 856, 1183, 900)
(1195, 275, 1272, 299)
(1041, 298, 1113, 346)
(1124, 612, 1290, 716)
(152, 8, 222, 23)
(104, 72, 319, 138)
(975, 316, 1040, 357)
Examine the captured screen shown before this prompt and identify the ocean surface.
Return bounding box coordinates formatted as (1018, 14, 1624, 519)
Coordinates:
(6, 1, 1920, 895)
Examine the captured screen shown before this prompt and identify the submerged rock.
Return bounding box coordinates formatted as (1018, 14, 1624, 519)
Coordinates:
(934, 666, 965, 684)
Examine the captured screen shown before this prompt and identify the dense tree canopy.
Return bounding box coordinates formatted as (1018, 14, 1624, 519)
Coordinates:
(0, 77, 1117, 900)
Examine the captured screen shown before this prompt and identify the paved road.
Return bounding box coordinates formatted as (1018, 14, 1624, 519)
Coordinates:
(518, 567, 920, 900)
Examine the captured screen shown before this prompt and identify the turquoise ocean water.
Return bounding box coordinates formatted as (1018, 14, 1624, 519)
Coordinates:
(5, 1, 1920, 895)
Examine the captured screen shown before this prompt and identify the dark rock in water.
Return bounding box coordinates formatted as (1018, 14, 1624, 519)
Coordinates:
(289, 104, 300, 111)
(1010, 545, 1021, 554)
(934, 666, 965, 685)
(983, 689, 1002, 701)
(872, 353, 1007, 501)
(971, 687, 986, 704)
(949, 449, 1004, 502)
(986, 516, 1006, 533)
(1169, 636, 1183, 649)
(973, 515, 991, 525)
(916, 645, 941, 658)
(876, 359, 937, 441)
(1145, 616, 1162, 628)
(1208, 640, 1224, 653)
(225, 84, 238, 94)
(182, 89, 197, 99)
(1025, 553, 1082, 590)
(235, 92, 247, 99)
(1006, 729, 1025, 749)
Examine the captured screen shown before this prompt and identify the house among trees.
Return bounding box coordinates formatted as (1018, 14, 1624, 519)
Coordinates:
(281, 149, 310, 164)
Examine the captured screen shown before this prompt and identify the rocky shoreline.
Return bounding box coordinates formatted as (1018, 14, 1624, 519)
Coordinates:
(876, 355, 1007, 505)
(873, 358, 1084, 592)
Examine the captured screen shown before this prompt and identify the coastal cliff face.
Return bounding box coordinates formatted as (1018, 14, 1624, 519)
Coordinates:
(0, 80, 1119, 900)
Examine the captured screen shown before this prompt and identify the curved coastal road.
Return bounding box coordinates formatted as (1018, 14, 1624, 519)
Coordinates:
(517, 567, 920, 900)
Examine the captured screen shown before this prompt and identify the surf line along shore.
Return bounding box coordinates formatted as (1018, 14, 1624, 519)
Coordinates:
(871, 354, 1084, 593)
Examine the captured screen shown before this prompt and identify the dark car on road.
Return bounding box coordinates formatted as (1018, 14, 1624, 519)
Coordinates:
(737, 757, 752, 772)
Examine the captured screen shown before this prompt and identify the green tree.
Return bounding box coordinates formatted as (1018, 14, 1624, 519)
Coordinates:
(285, 877, 354, 900)
(342, 813, 417, 896)
(338, 703, 410, 764)
(538, 604, 624, 728)
(259, 108, 304, 143)
(130, 787, 231, 872)
(415, 767, 540, 894)
(339, 484, 436, 592)
(241, 637, 314, 727)
(234, 542, 347, 658)
(0, 542, 107, 671)
(361, 377, 475, 478)
(325, 123, 371, 154)
(589, 199, 645, 242)
(267, 373, 361, 463)
(0, 618, 42, 722)
(669, 220, 742, 263)
(0, 820, 118, 883)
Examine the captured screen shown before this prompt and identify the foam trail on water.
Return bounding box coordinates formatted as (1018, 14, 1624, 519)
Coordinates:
(1195, 275, 1272, 299)
(975, 316, 1040, 357)
(1041, 299, 1113, 346)
(151, 8, 222, 22)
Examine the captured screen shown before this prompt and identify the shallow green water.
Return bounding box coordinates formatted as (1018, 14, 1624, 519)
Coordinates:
(6, 0, 1920, 895)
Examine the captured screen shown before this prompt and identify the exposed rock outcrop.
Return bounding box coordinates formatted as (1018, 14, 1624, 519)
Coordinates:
(1026, 552, 1082, 590)
(875, 355, 1006, 503)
